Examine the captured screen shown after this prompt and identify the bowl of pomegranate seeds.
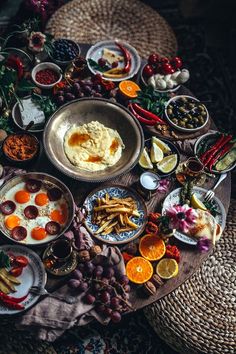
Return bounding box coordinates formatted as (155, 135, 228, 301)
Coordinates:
(31, 62, 62, 89)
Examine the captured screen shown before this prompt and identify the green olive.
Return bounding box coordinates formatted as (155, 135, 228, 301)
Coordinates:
(198, 105, 205, 111)
(183, 117, 188, 122)
(179, 107, 186, 113)
(172, 118, 178, 124)
(193, 117, 199, 123)
(199, 117, 205, 125)
(179, 120, 186, 127)
(187, 103, 195, 109)
(181, 97, 188, 103)
(186, 114, 192, 119)
(186, 123, 194, 129)
(167, 108, 173, 115)
(202, 111, 207, 117)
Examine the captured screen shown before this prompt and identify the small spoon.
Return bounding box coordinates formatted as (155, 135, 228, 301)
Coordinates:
(25, 121, 34, 131)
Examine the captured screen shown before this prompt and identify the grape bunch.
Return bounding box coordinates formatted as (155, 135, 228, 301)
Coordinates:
(52, 39, 79, 62)
(68, 261, 131, 323)
(54, 75, 116, 106)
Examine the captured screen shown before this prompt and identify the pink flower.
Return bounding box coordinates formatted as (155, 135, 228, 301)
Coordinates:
(157, 178, 170, 193)
(165, 204, 197, 233)
(28, 31, 46, 53)
(197, 237, 211, 253)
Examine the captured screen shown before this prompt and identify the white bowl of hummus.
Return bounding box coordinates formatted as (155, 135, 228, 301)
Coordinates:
(43, 98, 144, 182)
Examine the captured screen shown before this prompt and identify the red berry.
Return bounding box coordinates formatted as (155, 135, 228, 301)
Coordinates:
(170, 57, 182, 69)
(143, 64, 154, 78)
(98, 58, 107, 67)
(148, 53, 159, 65)
(161, 63, 174, 75)
(112, 61, 118, 68)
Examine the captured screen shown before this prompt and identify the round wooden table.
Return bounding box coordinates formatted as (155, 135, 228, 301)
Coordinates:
(30, 43, 231, 311)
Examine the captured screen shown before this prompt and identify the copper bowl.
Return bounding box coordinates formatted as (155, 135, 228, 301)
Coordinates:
(43, 98, 144, 182)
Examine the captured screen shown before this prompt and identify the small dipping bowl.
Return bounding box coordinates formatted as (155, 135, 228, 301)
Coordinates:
(139, 171, 160, 200)
(31, 62, 62, 89)
(49, 38, 81, 67)
(2, 132, 40, 167)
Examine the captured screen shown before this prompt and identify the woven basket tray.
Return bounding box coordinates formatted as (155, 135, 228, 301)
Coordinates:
(144, 199, 236, 354)
(46, 0, 177, 58)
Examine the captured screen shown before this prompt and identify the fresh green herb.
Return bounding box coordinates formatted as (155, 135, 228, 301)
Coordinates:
(0, 251, 10, 268)
(132, 86, 168, 117)
(180, 180, 194, 205)
(88, 58, 110, 72)
(32, 93, 57, 120)
(204, 200, 219, 217)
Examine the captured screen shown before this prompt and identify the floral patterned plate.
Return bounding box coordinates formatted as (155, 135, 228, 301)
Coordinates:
(162, 187, 226, 245)
(0, 245, 46, 315)
(83, 185, 147, 244)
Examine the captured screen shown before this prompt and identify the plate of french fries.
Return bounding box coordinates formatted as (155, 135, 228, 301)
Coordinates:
(0, 245, 46, 314)
(83, 185, 147, 244)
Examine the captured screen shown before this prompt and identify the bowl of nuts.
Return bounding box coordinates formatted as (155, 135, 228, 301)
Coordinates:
(165, 95, 209, 132)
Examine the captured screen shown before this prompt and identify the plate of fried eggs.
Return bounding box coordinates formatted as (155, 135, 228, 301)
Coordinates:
(0, 173, 75, 245)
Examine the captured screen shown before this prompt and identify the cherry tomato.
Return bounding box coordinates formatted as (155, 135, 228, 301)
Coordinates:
(170, 56, 182, 69)
(154, 63, 162, 74)
(148, 53, 159, 65)
(14, 256, 29, 268)
(160, 57, 170, 64)
(161, 63, 174, 75)
(143, 64, 154, 78)
(10, 267, 23, 277)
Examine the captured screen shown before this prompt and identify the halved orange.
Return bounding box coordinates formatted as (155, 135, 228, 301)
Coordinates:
(139, 234, 166, 261)
(126, 256, 153, 284)
(119, 80, 141, 98)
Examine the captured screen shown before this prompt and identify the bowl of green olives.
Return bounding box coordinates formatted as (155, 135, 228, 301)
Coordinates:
(165, 95, 209, 132)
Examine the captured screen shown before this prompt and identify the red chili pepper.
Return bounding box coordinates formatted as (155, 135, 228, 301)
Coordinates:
(0, 297, 25, 310)
(148, 212, 161, 224)
(128, 103, 156, 125)
(145, 221, 159, 235)
(165, 245, 180, 263)
(200, 134, 225, 162)
(0, 291, 28, 303)
(115, 42, 131, 73)
(204, 135, 233, 167)
(208, 142, 233, 172)
(132, 103, 166, 124)
(122, 252, 134, 263)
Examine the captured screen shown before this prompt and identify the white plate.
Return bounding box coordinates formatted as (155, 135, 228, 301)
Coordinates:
(0, 245, 46, 315)
(86, 40, 141, 82)
(162, 187, 226, 245)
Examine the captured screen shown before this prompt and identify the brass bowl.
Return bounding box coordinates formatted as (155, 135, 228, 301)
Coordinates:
(43, 98, 144, 182)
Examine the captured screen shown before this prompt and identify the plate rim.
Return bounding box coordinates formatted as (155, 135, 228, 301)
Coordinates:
(43, 97, 144, 182)
(83, 184, 147, 244)
(0, 172, 75, 246)
(162, 186, 226, 244)
(0, 244, 46, 315)
(86, 39, 141, 82)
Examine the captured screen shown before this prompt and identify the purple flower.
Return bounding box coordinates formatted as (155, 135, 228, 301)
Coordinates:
(197, 237, 212, 253)
(165, 204, 197, 233)
(157, 178, 170, 193)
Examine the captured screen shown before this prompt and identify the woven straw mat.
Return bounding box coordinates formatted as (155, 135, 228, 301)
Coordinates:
(144, 199, 236, 354)
(46, 0, 177, 58)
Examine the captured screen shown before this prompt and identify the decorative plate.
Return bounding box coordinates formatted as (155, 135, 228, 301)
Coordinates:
(86, 40, 141, 82)
(83, 185, 147, 244)
(0, 245, 46, 315)
(162, 187, 226, 245)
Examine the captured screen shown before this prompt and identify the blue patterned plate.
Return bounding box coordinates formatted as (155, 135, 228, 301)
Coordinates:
(162, 187, 226, 245)
(84, 185, 147, 244)
(0, 245, 46, 315)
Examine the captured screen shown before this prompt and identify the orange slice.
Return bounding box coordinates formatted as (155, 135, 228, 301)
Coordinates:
(119, 80, 141, 98)
(156, 258, 178, 279)
(126, 256, 153, 284)
(139, 234, 166, 261)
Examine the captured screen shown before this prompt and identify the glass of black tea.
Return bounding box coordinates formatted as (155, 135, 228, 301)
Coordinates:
(50, 238, 72, 263)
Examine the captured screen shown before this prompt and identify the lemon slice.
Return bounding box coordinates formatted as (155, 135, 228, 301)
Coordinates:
(157, 154, 177, 173)
(190, 194, 207, 211)
(150, 143, 164, 163)
(156, 258, 179, 279)
(152, 136, 171, 153)
(139, 148, 153, 169)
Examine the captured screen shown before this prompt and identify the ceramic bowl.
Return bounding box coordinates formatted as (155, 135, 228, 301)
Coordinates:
(49, 38, 81, 67)
(31, 62, 62, 89)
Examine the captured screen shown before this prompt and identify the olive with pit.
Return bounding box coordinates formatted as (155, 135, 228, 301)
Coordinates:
(172, 118, 178, 124)
(186, 123, 194, 129)
(179, 120, 186, 127)
(167, 108, 173, 115)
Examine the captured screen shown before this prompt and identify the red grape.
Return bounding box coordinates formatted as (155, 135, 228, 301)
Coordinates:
(71, 270, 83, 280)
(68, 279, 81, 289)
(119, 275, 129, 285)
(103, 267, 114, 278)
(78, 281, 88, 292)
(111, 311, 122, 323)
(123, 284, 131, 293)
(110, 297, 120, 309)
(103, 307, 112, 316)
(85, 293, 96, 304)
(98, 58, 107, 67)
(100, 291, 110, 304)
(96, 304, 106, 313)
(85, 262, 95, 275)
(77, 263, 85, 273)
(94, 265, 103, 277)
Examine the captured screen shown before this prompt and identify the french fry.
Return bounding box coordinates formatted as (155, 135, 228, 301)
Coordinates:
(119, 214, 124, 226)
(94, 204, 120, 211)
(124, 214, 138, 229)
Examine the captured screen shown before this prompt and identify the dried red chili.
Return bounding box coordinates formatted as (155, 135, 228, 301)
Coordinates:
(165, 245, 180, 263)
(145, 221, 159, 235)
(36, 68, 59, 85)
(148, 212, 161, 224)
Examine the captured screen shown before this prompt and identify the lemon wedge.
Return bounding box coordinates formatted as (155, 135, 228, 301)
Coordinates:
(139, 148, 153, 169)
(191, 194, 207, 211)
(152, 136, 171, 153)
(157, 154, 177, 173)
(156, 258, 179, 279)
(150, 143, 164, 163)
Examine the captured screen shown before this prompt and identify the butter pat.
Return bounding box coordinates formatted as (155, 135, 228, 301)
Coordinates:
(20, 98, 45, 127)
